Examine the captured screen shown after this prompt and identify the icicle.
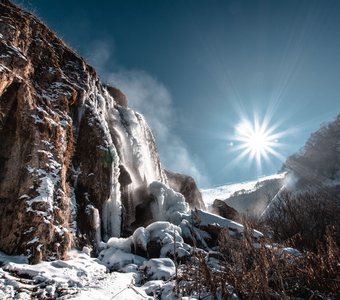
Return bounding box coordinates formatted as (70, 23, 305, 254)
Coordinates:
(135, 112, 159, 183)
(69, 187, 77, 237)
(101, 145, 122, 241)
(84, 84, 123, 241)
(92, 207, 101, 247)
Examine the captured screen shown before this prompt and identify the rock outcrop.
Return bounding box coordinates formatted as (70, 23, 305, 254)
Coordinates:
(165, 170, 205, 210)
(0, 0, 202, 263)
(211, 199, 240, 222)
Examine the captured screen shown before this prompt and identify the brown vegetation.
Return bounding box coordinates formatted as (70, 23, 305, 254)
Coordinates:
(176, 224, 339, 299)
(175, 187, 339, 299)
(264, 186, 340, 251)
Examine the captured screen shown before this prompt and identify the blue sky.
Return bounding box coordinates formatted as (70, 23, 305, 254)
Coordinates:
(15, 0, 340, 187)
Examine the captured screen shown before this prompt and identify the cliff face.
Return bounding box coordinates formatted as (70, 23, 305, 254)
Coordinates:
(0, 1, 202, 263)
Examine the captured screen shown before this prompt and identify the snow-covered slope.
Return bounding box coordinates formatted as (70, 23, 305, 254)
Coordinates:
(201, 173, 286, 216)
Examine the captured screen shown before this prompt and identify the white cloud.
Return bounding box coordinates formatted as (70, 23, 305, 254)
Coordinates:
(86, 42, 208, 186)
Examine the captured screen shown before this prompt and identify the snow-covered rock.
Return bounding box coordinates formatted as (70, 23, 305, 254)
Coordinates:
(149, 181, 189, 225)
(99, 248, 146, 271)
(189, 209, 263, 239)
(142, 258, 175, 280)
(0, 250, 151, 299)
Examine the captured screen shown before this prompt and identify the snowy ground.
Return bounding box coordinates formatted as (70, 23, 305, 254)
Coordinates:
(200, 173, 286, 208)
(0, 250, 188, 300)
(0, 209, 251, 300)
(0, 247, 210, 300)
(0, 180, 267, 300)
(0, 250, 153, 299)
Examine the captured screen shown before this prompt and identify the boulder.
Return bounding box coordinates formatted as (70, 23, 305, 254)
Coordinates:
(165, 170, 205, 210)
(211, 199, 241, 222)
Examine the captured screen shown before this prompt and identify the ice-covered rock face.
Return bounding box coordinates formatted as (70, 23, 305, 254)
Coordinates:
(149, 181, 189, 225)
(0, 0, 168, 263)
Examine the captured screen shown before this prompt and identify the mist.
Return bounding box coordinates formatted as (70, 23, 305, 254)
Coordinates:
(86, 41, 208, 186)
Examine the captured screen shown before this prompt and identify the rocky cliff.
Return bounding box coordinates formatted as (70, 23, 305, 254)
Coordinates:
(283, 114, 340, 189)
(0, 0, 202, 263)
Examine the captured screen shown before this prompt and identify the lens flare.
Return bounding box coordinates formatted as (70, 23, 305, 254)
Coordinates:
(233, 117, 284, 169)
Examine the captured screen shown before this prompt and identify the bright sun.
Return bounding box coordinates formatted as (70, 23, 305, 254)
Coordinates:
(234, 118, 281, 166)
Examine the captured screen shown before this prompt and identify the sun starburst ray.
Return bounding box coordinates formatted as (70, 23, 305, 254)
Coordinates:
(231, 115, 286, 170)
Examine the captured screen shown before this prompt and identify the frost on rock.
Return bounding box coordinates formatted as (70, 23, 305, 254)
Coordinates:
(24, 149, 62, 225)
(25, 176, 55, 223)
(69, 187, 78, 237)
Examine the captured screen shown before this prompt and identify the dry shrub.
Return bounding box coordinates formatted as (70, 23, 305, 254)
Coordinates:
(264, 186, 340, 251)
(177, 222, 339, 299)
